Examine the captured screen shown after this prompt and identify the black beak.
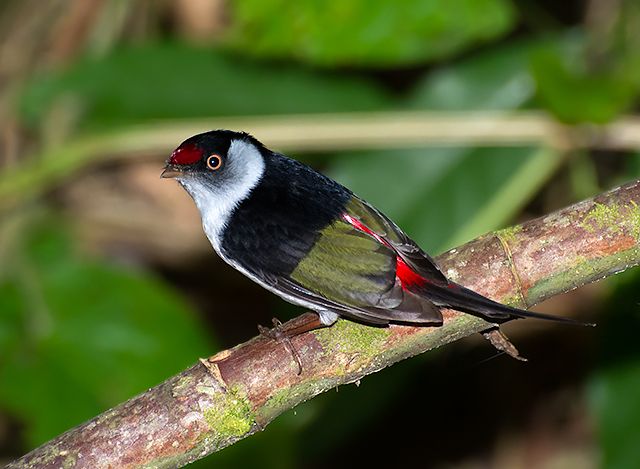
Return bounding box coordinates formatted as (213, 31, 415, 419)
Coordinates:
(161, 165, 184, 179)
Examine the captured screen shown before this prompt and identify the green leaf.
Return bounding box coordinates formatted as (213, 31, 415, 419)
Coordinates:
(627, 153, 640, 180)
(225, 0, 516, 67)
(329, 39, 560, 252)
(0, 218, 214, 447)
(410, 146, 560, 251)
(406, 39, 536, 110)
(331, 146, 561, 253)
(531, 34, 640, 123)
(20, 43, 391, 129)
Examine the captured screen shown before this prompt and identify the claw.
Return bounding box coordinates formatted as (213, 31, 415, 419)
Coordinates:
(258, 318, 304, 375)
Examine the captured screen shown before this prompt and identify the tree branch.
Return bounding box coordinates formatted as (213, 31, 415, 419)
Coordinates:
(9, 180, 640, 469)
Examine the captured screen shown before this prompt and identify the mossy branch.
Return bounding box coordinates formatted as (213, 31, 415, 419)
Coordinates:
(8, 180, 640, 469)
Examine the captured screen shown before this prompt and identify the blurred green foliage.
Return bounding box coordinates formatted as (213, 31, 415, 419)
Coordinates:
(589, 268, 640, 469)
(226, 0, 515, 66)
(0, 217, 213, 446)
(21, 44, 391, 129)
(531, 35, 640, 123)
(330, 40, 560, 251)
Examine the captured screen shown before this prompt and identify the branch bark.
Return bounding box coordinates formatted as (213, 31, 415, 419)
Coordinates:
(9, 180, 640, 469)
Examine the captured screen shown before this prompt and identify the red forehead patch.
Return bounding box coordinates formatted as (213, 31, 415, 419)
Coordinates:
(169, 143, 203, 165)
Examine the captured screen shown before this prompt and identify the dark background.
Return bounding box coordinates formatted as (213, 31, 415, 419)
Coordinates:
(1, 0, 640, 467)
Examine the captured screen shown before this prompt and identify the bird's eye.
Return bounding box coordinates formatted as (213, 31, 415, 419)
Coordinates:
(206, 154, 223, 170)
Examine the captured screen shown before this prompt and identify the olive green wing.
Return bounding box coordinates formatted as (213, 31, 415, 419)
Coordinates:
(289, 219, 397, 308)
(344, 196, 449, 285)
(270, 198, 443, 326)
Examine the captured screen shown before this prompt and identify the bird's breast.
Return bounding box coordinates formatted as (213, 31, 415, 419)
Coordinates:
(220, 176, 351, 278)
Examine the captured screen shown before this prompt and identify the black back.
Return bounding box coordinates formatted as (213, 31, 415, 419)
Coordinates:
(221, 152, 351, 276)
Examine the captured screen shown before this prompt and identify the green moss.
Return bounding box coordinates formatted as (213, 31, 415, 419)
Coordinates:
(203, 385, 254, 440)
(578, 201, 640, 241)
(261, 388, 292, 418)
(142, 440, 217, 469)
(629, 201, 640, 240)
(314, 319, 390, 357)
(527, 246, 640, 304)
(580, 202, 623, 233)
(573, 255, 600, 277)
(496, 224, 523, 244)
(60, 452, 77, 469)
(172, 375, 195, 396)
(501, 293, 526, 308)
(377, 314, 489, 370)
(259, 378, 336, 422)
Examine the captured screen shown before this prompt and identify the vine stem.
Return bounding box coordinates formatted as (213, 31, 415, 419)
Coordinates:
(3, 111, 640, 211)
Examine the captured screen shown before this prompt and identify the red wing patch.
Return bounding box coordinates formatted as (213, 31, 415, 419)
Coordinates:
(395, 256, 427, 289)
(342, 212, 427, 290)
(341, 213, 386, 245)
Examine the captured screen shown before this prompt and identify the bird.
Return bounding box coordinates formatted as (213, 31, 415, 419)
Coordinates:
(161, 130, 588, 356)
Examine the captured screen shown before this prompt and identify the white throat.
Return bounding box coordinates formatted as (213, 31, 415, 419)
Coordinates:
(179, 139, 265, 251)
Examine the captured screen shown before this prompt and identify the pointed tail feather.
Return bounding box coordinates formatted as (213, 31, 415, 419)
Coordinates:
(420, 283, 595, 327)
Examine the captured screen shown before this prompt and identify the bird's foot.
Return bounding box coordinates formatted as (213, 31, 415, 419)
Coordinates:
(258, 313, 328, 375)
(258, 318, 304, 375)
(482, 327, 527, 362)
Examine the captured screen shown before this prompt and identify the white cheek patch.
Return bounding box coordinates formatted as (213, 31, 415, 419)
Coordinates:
(179, 139, 265, 251)
(179, 138, 337, 317)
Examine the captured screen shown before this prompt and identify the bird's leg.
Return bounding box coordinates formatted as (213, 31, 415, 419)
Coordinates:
(281, 312, 329, 336)
(258, 318, 303, 374)
(481, 326, 527, 362)
(258, 312, 328, 374)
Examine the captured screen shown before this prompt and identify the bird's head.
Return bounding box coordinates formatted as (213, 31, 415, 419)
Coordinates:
(162, 130, 267, 219)
(162, 130, 267, 182)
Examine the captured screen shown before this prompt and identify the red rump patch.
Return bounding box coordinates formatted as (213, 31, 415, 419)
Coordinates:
(395, 257, 427, 289)
(169, 143, 203, 165)
(341, 212, 427, 290)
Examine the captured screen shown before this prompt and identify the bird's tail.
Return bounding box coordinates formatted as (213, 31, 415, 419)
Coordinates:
(420, 282, 594, 326)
